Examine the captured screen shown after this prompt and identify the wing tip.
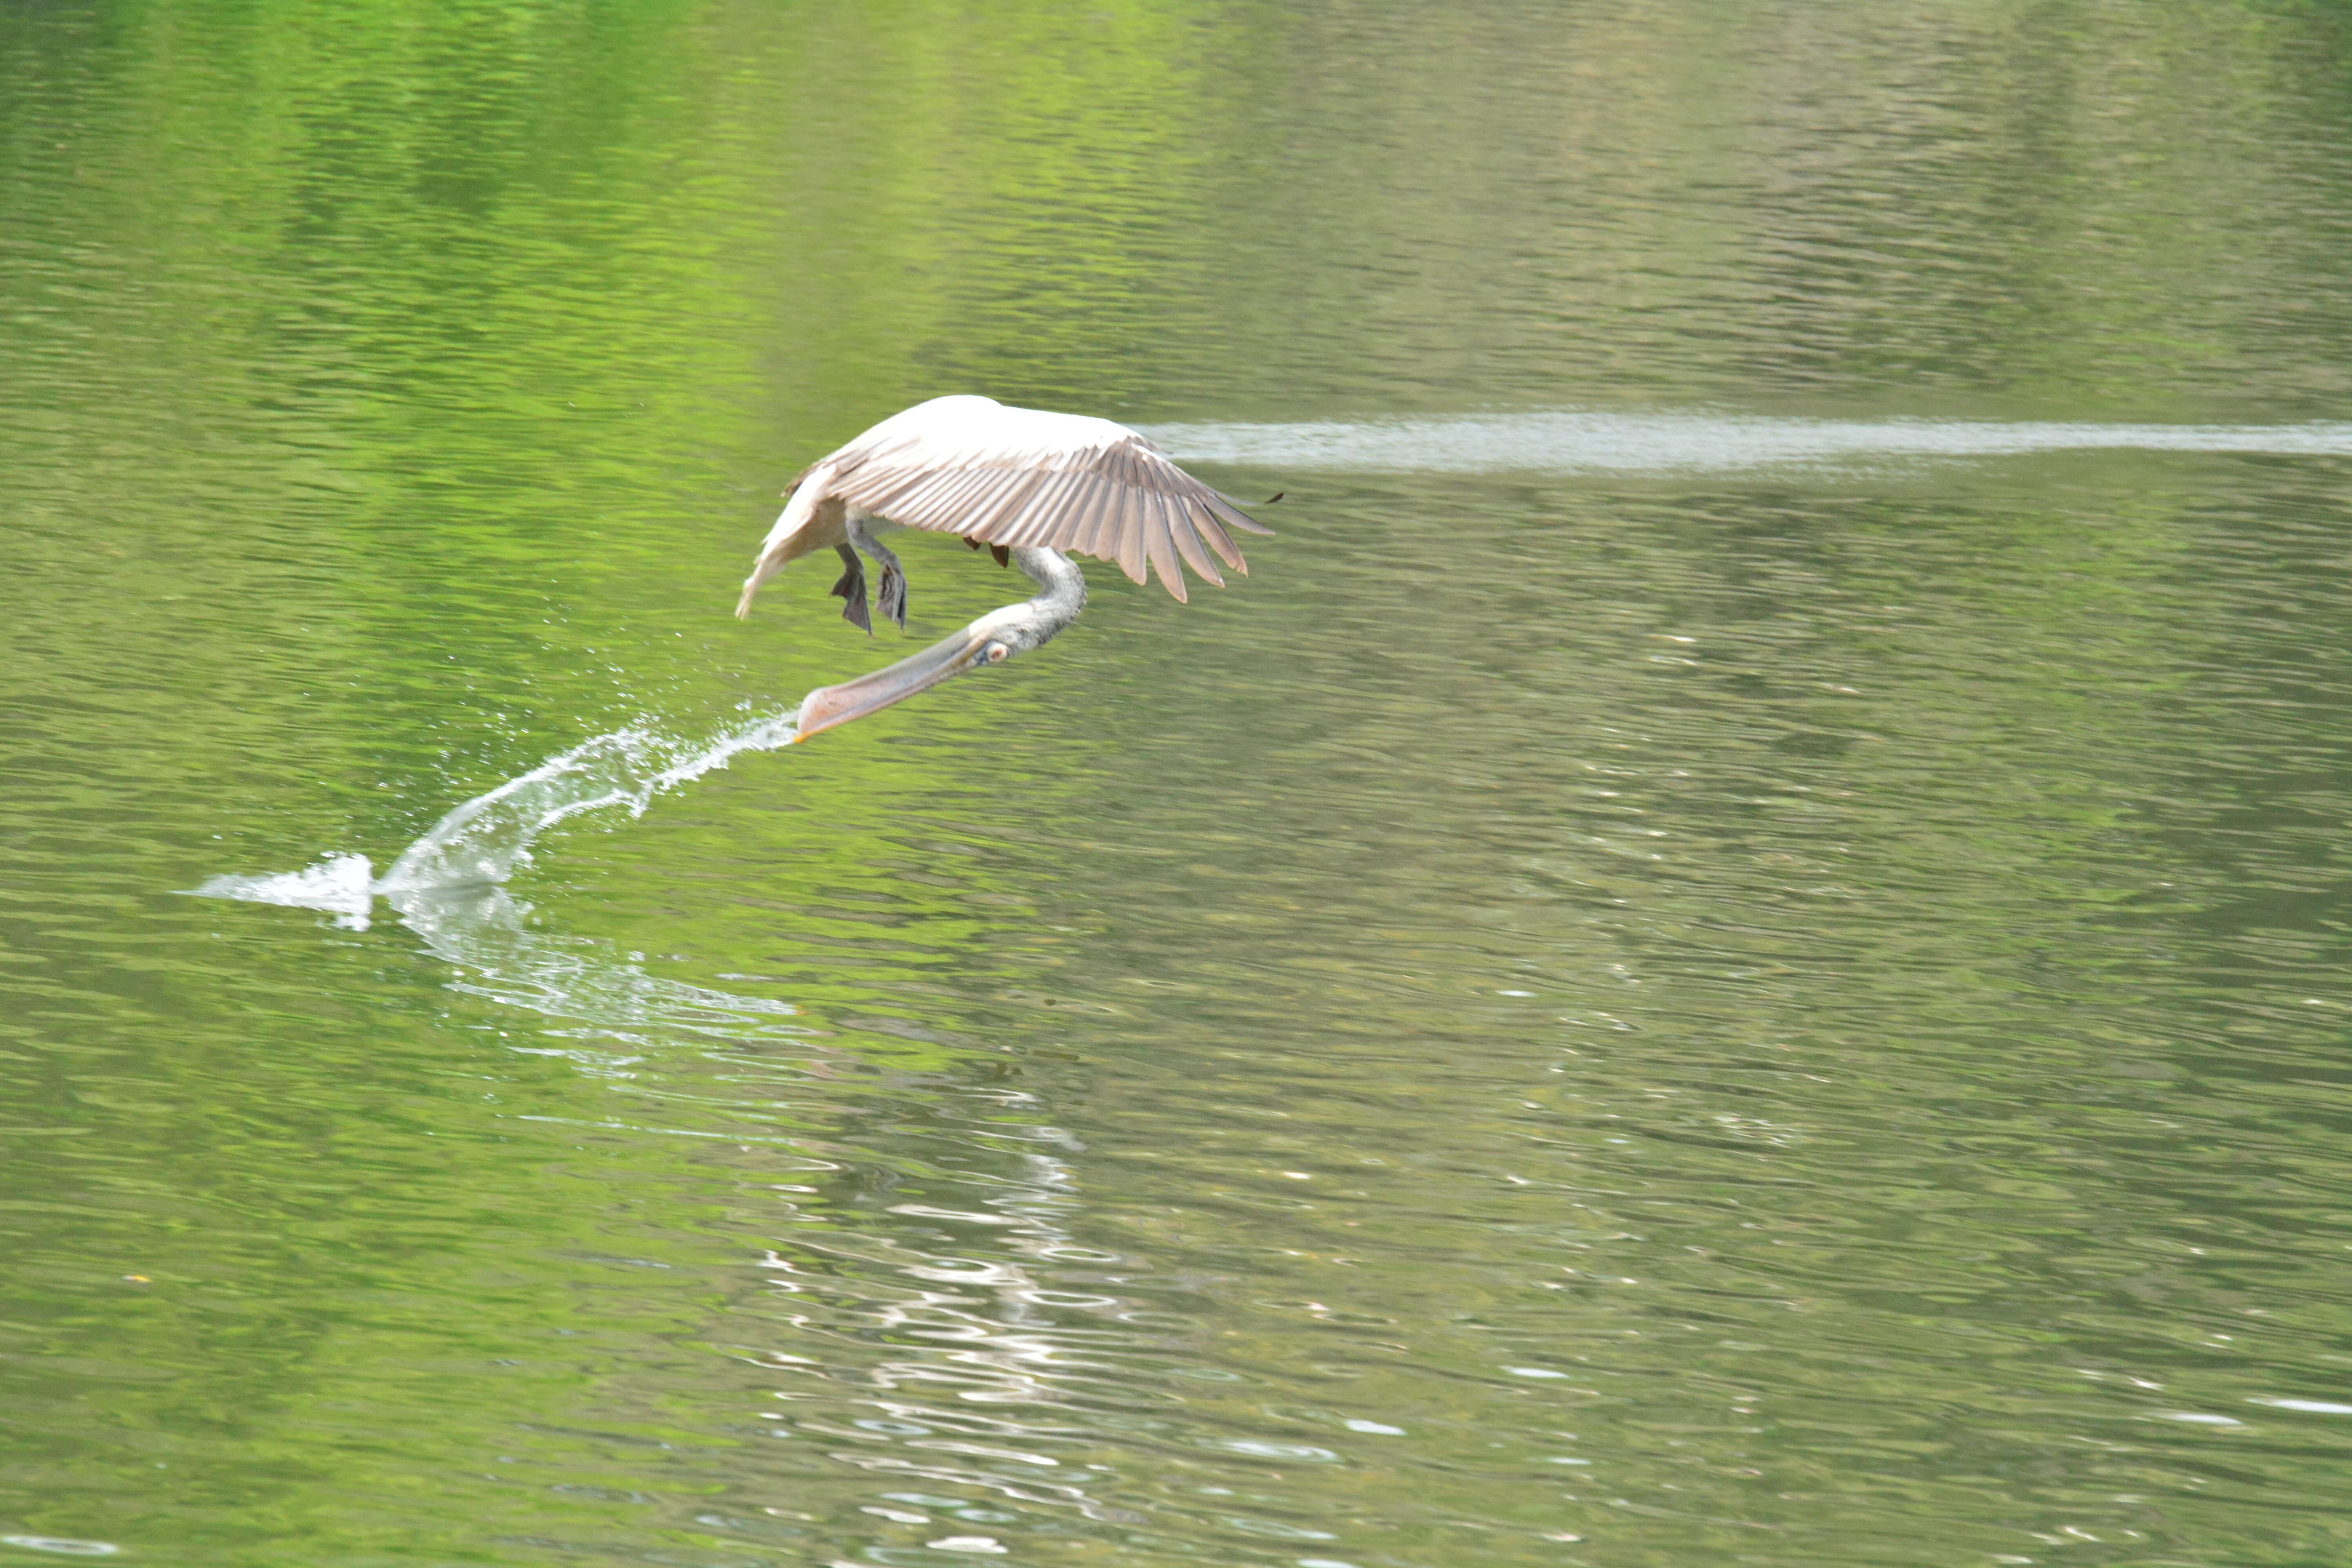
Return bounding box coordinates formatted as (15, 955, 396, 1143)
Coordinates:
(1206, 492, 1276, 536)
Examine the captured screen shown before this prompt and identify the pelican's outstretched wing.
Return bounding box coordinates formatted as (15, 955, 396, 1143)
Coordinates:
(815, 396, 1271, 603)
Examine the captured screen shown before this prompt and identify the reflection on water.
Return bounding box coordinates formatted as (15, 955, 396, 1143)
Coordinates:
(13, 0, 2352, 1564)
(191, 705, 1379, 1559)
(194, 722, 1156, 1554)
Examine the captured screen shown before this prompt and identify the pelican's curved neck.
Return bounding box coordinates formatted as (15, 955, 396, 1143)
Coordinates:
(789, 547, 1089, 741)
(1006, 546, 1087, 649)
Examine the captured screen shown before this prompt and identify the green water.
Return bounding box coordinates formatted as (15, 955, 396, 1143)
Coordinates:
(11, 2, 2352, 1563)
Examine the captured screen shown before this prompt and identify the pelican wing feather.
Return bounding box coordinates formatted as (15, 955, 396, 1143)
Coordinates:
(813, 396, 1270, 600)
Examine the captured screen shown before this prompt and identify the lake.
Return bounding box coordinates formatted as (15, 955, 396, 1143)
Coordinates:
(7, 2, 2352, 1564)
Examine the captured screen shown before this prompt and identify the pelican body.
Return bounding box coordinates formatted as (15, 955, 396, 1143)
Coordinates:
(736, 396, 1270, 740)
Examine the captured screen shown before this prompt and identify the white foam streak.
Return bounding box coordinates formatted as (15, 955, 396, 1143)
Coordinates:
(1144, 411, 2352, 475)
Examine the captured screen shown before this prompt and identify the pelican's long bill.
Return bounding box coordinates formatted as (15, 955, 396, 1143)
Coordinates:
(791, 623, 1003, 742)
(788, 543, 1090, 743)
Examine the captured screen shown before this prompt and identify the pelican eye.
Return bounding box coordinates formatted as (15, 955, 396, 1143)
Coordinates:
(982, 643, 1010, 663)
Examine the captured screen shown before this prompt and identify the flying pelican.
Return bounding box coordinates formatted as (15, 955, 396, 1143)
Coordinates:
(735, 395, 1271, 740)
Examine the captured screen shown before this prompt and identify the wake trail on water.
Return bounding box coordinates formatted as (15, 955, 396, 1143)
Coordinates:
(1143, 411, 2352, 474)
(189, 708, 809, 1051)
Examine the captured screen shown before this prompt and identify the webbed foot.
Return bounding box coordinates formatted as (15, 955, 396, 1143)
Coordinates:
(829, 545, 871, 635)
(877, 563, 908, 630)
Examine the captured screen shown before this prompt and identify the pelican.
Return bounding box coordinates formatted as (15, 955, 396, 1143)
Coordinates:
(735, 395, 1271, 740)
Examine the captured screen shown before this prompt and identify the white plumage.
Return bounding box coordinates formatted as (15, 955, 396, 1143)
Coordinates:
(736, 395, 1270, 625)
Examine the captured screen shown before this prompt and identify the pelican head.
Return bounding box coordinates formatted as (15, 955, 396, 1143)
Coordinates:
(792, 546, 1087, 740)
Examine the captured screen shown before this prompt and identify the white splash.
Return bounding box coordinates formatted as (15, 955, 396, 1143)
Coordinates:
(191, 851, 376, 929)
(194, 710, 799, 933)
(187, 708, 809, 1046)
(378, 712, 801, 898)
(1143, 410, 2352, 475)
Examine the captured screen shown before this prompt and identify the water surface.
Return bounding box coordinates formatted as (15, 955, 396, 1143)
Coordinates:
(8, 2, 2352, 1565)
